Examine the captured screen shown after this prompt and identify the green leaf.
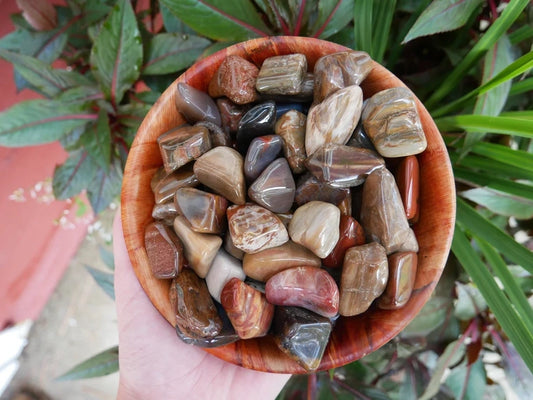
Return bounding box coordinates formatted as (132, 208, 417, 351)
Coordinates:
(450, 152, 533, 181)
(314, 0, 355, 39)
(425, 0, 530, 109)
(56, 346, 119, 380)
(99, 245, 115, 271)
(160, 2, 197, 34)
(200, 41, 237, 58)
(509, 24, 533, 45)
(87, 158, 123, 213)
(445, 359, 486, 400)
(461, 187, 533, 219)
(454, 167, 533, 200)
(0, 49, 91, 98)
(52, 150, 99, 200)
(372, 0, 396, 63)
(90, 0, 143, 106)
(79, 109, 112, 171)
(143, 33, 210, 75)
(85, 265, 114, 300)
(401, 296, 452, 338)
(419, 339, 467, 400)
(353, 0, 373, 54)
(456, 198, 533, 272)
(436, 115, 533, 139)
(402, 0, 483, 44)
(454, 282, 488, 320)
(116, 102, 151, 130)
(469, 142, 533, 174)
(0, 100, 96, 147)
(160, 0, 270, 41)
(510, 77, 533, 96)
(0, 27, 67, 63)
(57, 86, 104, 103)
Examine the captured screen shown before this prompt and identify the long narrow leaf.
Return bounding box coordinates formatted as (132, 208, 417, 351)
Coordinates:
(509, 24, 533, 45)
(450, 152, 533, 181)
(461, 187, 533, 218)
(425, 0, 530, 109)
(454, 167, 533, 200)
(470, 142, 533, 174)
(456, 198, 533, 272)
(510, 78, 533, 96)
(372, 0, 396, 63)
(500, 111, 533, 120)
(452, 227, 533, 374)
(56, 346, 119, 380)
(476, 239, 533, 331)
(353, 0, 373, 54)
(313, 0, 355, 39)
(436, 115, 533, 139)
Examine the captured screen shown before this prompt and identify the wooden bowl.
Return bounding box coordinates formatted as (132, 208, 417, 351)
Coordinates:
(121, 36, 456, 374)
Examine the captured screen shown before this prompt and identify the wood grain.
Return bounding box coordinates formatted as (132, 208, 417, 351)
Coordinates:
(121, 36, 456, 374)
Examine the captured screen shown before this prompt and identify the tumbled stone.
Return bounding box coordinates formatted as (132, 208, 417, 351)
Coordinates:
(205, 249, 246, 302)
(265, 266, 339, 318)
(274, 110, 307, 173)
(314, 51, 372, 103)
(224, 232, 244, 260)
(227, 203, 289, 254)
(220, 278, 275, 339)
(399, 228, 419, 253)
(151, 164, 199, 204)
(289, 201, 340, 258)
(362, 87, 427, 157)
(175, 302, 239, 348)
(378, 252, 418, 310)
(323, 215, 365, 268)
(174, 187, 228, 234)
(151, 201, 178, 225)
(173, 216, 222, 278)
(306, 85, 363, 156)
(169, 269, 222, 338)
(272, 306, 332, 371)
(144, 221, 184, 279)
(295, 174, 351, 209)
(339, 242, 388, 316)
(346, 122, 376, 151)
(337, 192, 352, 216)
(244, 135, 283, 182)
(275, 102, 309, 119)
(236, 101, 276, 154)
(248, 158, 295, 214)
(216, 98, 249, 133)
(396, 155, 420, 223)
(306, 144, 385, 187)
(193, 146, 246, 205)
(208, 55, 259, 104)
(360, 168, 417, 254)
(243, 240, 321, 282)
(256, 53, 307, 95)
(158, 125, 212, 173)
(195, 121, 231, 147)
(276, 213, 293, 228)
(300, 72, 315, 99)
(175, 82, 221, 125)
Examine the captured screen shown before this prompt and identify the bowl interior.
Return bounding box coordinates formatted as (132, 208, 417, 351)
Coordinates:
(121, 36, 456, 374)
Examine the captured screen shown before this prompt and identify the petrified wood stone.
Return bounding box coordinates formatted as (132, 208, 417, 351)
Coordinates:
(144, 221, 184, 279)
(151, 164, 199, 204)
(175, 82, 221, 125)
(151, 202, 178, 225)
(323, 215, 365, 268)
(378, 251, 418, 310)
(158, 125, 212, 173)
(295, 174, 351, 209)
(256, 53, 307, 95)
(205, 249, 246, 302)
(274, 110, 307, 174)
(216, 97, 249, 133)
(208, 55, 259, 104)
(244, 135, 283, 182)
(396, 155, 420, 223)
(174, 187, 227, 234)
(236, 101, 276, 154)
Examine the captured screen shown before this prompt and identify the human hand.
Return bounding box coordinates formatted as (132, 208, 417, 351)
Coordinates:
(113, 211, 291, 399)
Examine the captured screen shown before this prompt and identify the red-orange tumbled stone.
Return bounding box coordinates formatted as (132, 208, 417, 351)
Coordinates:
(378, 251, 418, 310)
(396, 155, 420, 223)
(322, 215, 365, 268)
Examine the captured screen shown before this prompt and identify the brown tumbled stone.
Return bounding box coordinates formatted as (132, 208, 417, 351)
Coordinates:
(396, 155, 420, 223)
(145, 221, 184, 279)
(208, 55, 259, 104)
(220, 278, 274, 339)
(378, 252, 418, 310)
(174, 187, 228, 234)
(339, 242, 388, 316)
(216, 98, 249, 133)
(158, 125, 212, 173)
(274, 110, 307, 174)
(151, 164, 199, 204)
(151, 201, 178, 225)
(256, 53, 307, 95)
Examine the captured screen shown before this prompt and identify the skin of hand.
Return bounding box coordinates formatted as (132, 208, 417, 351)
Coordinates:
(113, 211, 291, 399)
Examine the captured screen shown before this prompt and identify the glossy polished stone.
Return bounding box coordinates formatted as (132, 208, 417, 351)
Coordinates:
(274, 110, 307, 174)
(169, 269, 222, 338)
(244, 135, 283, 182)
(295, 174, 351, 209)
(248, 158, 295, 214)
(360, 168, 418, 254)
(256, 53, 307, 95)
(173, 216, 222, 278)
(378, 252, 418, 310)
(144, 221, 184, 279)
(362, 87, 427, 157)
(193, 146, 246, 205)
(305, 144, 385, 187)
(243, 240, 321, 282)
(174, 187, 228, 234)
(227, 203, 289, 254)
(337, 193, 352, 216)
(236, 101, 276, 154)
(346, 122, 376, 151)
(276, 212, 293, 228)
(220, 278, 275, 339)
(306, 85, 363, 156)
(175, 82, 221, 125)
(151, 201, 178, 225)
(275, 102, 309, 119)
(313, 51, 372, 102)
(265, 266, 339, 318)
(289, 201, 340, 258)
(339, 242, 388, 316)
(224, 231, 244, 260)
(273, 306, 332, 371)
(175, 302, 239, 348)
(151, 164, 199, 204)
(208, 55, 259, 104)
(158, 125, 212, 173)
(195, 121, 231, 147)
(323, 215, 365, 268)
(216, 97, 249, 133)
(396, 155, 420, 223)
(205, 249, 246, 302)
